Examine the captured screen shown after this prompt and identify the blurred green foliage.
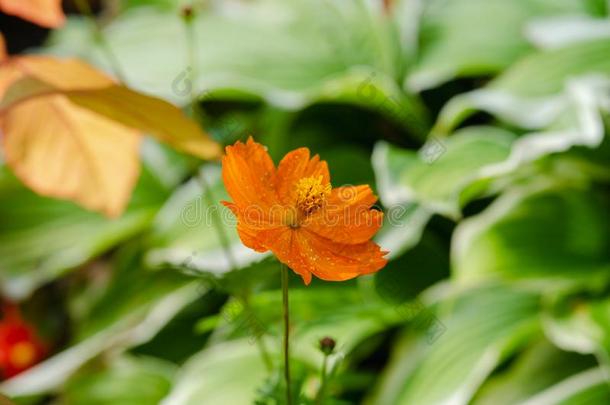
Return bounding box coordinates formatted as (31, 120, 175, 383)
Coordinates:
(1, 0, 610, 404)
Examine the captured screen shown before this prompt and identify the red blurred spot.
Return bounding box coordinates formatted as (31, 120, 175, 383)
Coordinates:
(0, 303, 45, 379)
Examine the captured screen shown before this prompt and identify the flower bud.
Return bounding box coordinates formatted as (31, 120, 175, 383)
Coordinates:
(319, 337, 336, 355)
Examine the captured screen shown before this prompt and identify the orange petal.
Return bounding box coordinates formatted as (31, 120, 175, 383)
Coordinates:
(0, 0, 65, 28)
(276, 148, 330, 205)
(264, 228, 313, 285)
(223, 201, 286, 253)
(305, 185, 383, 244)
(292, 229, 387, 283)
(305, 208, 384, 245)
(222, 137, 279, 211)
(327, 185, 378, 208)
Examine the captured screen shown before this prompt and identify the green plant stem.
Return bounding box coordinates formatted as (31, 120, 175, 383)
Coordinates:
(182, 2, 274, 373)
(241, 292, 274, 372)
(195, 173, 238, 269)
(73, 0, 126, 82)
(315, 354, 330, 404)
(281, 263, 293, 405)
(183, 7, 199, 118)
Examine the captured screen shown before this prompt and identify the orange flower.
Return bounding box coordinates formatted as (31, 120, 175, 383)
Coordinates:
(222, 137, 388, 284)
(0, 0, 65, 28)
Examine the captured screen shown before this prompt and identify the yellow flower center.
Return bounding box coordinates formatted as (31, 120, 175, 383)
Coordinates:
(295, 176, 331, 216)
(9, 341, 36, 369)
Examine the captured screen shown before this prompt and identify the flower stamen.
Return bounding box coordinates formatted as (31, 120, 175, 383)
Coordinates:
(295, 176, 331, 215)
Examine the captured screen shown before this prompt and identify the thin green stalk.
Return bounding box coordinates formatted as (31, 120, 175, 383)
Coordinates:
(241, 292, 274, 371)
(315, 354, 330, 404)
(183, 5, 199, 119)
(73, 0, 126, 82)
(195, 173, 238, 269)
(181, 3, 274, 372)
(281, 263, 293, 405)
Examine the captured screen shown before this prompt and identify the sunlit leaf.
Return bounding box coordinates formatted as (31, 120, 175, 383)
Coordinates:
(0, 57, 139, 216)
(0, 33, 7, 61)
(44, 1, 430, 139)
(0, 57, 220, 216)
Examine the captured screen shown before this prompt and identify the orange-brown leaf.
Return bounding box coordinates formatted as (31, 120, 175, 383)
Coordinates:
(0, 56, 220, 216)
(2, 95, 141, 217)
(0, 57, 139, 217)
(0, 60, 221, 160)
(0, 33, 7, 62)
(0, 0, 65, 28)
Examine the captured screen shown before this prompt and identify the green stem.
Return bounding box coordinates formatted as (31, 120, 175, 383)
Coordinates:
(73, 0, 126, 82)
(195, 173, 237, 269)
(281, 263, 293, 405)
(183, 0, 237, 272)
(183, 6, 199, 118)
(241, 292, 274, 372)
(181, 3, 275, 373)
(315, 354, 330, 404)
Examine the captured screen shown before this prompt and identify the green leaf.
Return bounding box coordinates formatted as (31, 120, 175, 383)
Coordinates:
(543, 295, 610, 356)
(1, 251, 198, 398)
(226, 285, 398, 368)
(453, 185, 610, 288)
(44, 1, 429, 138)
(490, 39, 610, 97)
(367, 286, 540, 405)
(0, 160, 168, 299)
(473, 340, 597, 405)
(435, 74, 610, 182)
(526, 15, 610, 50)
(406, 0, 597, 90)
(160, 340, 270, 405)
(60, 356, 176, 405)
(375, 231, 450, 303)
(516, 368, 610, 404)
(435, 40, 610, 134)
(373, 126, 515, 219)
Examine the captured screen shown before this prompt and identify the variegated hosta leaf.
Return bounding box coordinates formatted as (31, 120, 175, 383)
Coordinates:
(373, 126, 515, 220)
(367, 286, 540, 405)
(452, 184, 610, 289)
(404, 0, 599, 91)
